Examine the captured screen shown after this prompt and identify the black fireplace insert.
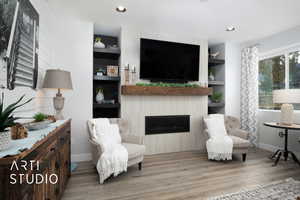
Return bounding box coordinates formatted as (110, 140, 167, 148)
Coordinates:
(145, 115, 190, 135)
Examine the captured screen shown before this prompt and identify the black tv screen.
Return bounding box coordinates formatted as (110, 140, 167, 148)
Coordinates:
(140, 38, 200, 82)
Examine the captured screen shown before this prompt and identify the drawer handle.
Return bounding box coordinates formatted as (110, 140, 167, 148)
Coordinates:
(50, 147, 56, 152)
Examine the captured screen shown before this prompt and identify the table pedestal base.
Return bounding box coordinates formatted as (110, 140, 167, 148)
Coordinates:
(270, 149, 300, 166)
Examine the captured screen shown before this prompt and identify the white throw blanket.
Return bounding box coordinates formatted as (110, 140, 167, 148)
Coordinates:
(90, 118, 128, 184)
(204, 114, 233, 161)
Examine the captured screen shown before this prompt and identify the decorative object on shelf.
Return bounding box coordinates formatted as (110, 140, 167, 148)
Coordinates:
(96, 88, 105, 103)
(210, 91, 223, 103)
(24, 112, 53, 131)
(94, 37, 106, 49)
(101, 99, 115, 104)
(130, 65, 137, 84)
(33, 112, 48, 122)
(124, 64, 130, 84)
(107, 44, 118, 50)
(25, 120, 52, 131)
(11, 123, 28, 140)
(0, 93, 32, 151)
(47, 115, 56, 123)
(209, 52, 220, 59)
(208, 68, 215, 81)
(107, 65, 119, 77)
(273, 89, 300, 125)
(43, 69, 73, 120)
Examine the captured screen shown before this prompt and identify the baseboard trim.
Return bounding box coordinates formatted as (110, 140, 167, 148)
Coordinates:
(259, 143, 300, 158)
(71, 153, 92, 162)
(258, 143, 279, 152)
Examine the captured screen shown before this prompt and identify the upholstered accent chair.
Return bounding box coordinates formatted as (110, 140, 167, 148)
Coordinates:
(87, 118, 146, 170)
(204, 115, 251, 161)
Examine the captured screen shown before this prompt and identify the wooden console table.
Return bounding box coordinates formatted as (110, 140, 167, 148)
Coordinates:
(0, 120, 71, 200)
(264, 122, 300, 166)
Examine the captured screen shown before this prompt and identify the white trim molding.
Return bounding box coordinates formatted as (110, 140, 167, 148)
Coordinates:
(259, 42, 300, 60)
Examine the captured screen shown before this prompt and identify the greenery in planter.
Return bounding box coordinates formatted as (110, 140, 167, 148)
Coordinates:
(210, 92, 223, 103)
(0, 93, 33, 132)
(33, 113, 48, 122)
(136, 82, 200, 88)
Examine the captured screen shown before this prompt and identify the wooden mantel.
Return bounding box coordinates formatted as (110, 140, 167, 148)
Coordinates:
(121, 85, 213, 96)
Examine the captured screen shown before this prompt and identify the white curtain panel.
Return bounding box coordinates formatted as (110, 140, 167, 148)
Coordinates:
(240, 46, 259, 146)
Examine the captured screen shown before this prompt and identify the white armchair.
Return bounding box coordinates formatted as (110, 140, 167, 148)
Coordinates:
(87, 118, 146, 170)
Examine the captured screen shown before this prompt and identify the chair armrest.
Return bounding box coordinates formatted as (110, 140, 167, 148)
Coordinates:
(229, 129, 249, 140)
(122, 134, 145, 145)
(89, 138, 103, 155)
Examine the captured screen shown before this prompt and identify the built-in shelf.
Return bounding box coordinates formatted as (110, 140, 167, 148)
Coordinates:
(208, 102, 225, 108)
(121, 85, 213, 96)
(93, 35, 121, 118)
(93, 103, 120, 109)
(208, 81, 225, 86)
(208, 58, 225, 67)
(93, 47, 120, 55)
(93, 75, 120, 81)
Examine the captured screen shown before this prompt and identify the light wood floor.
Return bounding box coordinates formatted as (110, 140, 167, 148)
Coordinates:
(62, 149, 300, 200)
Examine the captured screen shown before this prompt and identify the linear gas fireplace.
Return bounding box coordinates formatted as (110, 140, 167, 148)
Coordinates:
(145, 115, 190, 135)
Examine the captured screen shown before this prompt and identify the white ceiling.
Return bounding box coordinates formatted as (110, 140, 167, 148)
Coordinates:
(57, 0, 300, 44)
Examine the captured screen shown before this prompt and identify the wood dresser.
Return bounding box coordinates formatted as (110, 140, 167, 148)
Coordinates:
(0, 120, 71, 200)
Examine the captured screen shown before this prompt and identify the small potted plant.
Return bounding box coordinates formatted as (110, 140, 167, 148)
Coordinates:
(25, 113, 53, 131)
(210, 92, 223, 103)
(0, 93, 32, 151)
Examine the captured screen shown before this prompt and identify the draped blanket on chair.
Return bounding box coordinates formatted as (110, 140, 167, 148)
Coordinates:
(89, 118, 128, 184)
(204, 114, 233, 161)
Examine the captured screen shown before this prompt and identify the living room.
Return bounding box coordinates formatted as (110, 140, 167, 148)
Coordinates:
(1, 0, 300, 199)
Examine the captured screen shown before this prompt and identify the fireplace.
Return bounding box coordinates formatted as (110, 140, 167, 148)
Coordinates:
(145, 115, 190, 135)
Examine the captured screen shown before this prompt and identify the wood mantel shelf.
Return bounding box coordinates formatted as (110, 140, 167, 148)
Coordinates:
(121, 85, 213, 96)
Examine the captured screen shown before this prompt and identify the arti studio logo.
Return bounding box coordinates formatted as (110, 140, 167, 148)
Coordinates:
(10, 160, 58, 185)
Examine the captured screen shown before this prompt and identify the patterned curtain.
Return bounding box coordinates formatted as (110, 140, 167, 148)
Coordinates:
(240, 46, 259, 146)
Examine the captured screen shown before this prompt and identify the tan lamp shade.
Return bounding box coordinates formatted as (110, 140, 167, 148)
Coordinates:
(43, 69, 73, 90)
(273, 89, 300, 104)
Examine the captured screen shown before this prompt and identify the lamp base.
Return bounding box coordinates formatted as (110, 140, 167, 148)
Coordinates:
(53, 90, 65, 120)
(280, 103, 294, 125)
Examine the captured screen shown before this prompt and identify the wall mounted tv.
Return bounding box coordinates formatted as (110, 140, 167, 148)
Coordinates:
(140, 38, 200, 83)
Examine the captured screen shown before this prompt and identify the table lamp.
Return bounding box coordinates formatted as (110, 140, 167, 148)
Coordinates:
(273, 89, 300, 125)
(43, 69, 73, 120)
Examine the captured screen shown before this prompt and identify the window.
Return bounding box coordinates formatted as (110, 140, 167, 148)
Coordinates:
(259, 48, 300, 110)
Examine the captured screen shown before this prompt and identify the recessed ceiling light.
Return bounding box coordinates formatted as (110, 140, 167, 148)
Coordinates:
(226, 26, 236, 32)
(116, 6, 127, 13)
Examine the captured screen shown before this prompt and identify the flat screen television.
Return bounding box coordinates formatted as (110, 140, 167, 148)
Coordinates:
(140, 38, 200, 82)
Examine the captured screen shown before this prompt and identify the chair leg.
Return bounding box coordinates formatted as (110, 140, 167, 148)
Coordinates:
(242, 153, 247, 162)
(138, 162, 142, 170)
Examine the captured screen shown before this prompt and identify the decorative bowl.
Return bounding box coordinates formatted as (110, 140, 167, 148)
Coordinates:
(25, 120, 52, 131)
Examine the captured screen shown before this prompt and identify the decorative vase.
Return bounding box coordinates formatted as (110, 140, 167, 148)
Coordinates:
(208, 72, 215, 81)
(96, 90, 104, 103)
(0, 131, 11, 151)
(94, 41, 106, 49)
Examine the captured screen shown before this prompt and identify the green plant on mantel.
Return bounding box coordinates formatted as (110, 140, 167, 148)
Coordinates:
(136, 82, 200, 88)
(33, 113, 48, 122)
(210, 92, 223, 103)
(0, 93, 33, 132)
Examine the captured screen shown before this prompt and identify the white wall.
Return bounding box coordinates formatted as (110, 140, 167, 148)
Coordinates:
(225, 42, 241, 118)
(41, 1, 94, 161)
(244, 26, 300, 156)
(120, 28, 209, 154)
